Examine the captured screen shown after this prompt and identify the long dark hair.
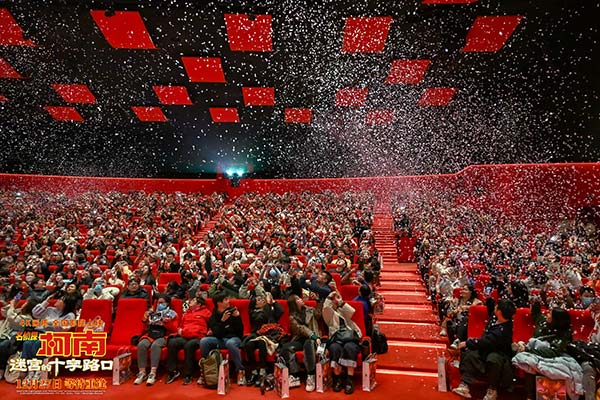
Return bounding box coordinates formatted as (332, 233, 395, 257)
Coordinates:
(287, 294, 303, 316)
(61, 295, 78, 317)
(509, 280, 530, 308)
(462, 284, 478, 302)
(543, 307, 572, 339)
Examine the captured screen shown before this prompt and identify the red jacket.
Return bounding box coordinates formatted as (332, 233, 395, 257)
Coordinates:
(180, 305, 211, 339)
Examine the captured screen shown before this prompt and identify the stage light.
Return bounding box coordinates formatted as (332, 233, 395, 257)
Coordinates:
(235, 168, 244, 177)
(225, 169, 235, 177)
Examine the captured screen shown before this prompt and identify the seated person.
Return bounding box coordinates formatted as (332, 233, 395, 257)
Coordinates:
(452, 299, 516, 400)
(278, 294, 322, 392)
(165, 295, 211, 385)
(323, 291, 363, 395)
(240, 290, 284, 386)
(512, 303, 580, 400)
(134, 294, 178, 386)
(445, 285, 482, 345)
(199, 291, 245, 385)
(120, 278, 151, 306)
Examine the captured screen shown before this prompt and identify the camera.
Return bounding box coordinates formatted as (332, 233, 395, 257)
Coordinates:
(148, 311, 165, 324)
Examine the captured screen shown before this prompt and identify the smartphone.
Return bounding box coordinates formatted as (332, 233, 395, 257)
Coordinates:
(14, 292, 23, 301)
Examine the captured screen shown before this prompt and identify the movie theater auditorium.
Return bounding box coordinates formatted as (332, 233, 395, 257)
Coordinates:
(0, 162, 599, 400)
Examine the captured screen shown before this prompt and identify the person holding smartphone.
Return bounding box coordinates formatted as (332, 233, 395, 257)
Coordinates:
(199, 291, 245, 385)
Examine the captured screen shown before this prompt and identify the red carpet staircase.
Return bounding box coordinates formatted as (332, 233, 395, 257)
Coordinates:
(372, 202, 454, 398)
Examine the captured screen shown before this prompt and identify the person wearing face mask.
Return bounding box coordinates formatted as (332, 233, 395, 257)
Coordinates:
(83, 281, 115, 302)
(134, 294, 178, 386)
(576, 286, 596, 310)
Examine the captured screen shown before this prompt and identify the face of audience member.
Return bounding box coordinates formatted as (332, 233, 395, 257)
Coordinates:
(25, 271, 36, 283)
(65, 283, 77, 295)
(317, 272, 328, 285)
(216, 296, 230, 311)
(127, 280, 140, 293)
(255, 295, 266, 308)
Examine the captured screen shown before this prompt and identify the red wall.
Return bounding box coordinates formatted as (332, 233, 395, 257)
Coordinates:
(2, 163, 600, 220)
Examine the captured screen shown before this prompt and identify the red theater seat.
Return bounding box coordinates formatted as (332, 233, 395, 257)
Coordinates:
(569, 309, 594, 341)
(77, 299, 113, 334)
(158, 272, 182, 285)
(513, 308, 534, 343)
(341, 284, 359, 301)
(467, 305, 489, 339)
(106, 298, 148, 358)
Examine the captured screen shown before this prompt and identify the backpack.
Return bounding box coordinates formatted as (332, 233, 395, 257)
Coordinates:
(371, 326, 388, 354)
(199, 349, 223, 389)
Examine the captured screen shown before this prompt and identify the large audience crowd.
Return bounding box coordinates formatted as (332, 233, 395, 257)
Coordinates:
(0, 189, 381, 395)
(393, 189, 600, 400)
(3, 184, 599, 399)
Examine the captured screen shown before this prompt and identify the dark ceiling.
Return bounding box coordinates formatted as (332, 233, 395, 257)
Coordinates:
(0, 0, 598, 179)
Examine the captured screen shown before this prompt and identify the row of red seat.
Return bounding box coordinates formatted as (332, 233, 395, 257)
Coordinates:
(80, 298, 368, 363)
(466, 304, 594, 343)
(446, 305, 595, 389)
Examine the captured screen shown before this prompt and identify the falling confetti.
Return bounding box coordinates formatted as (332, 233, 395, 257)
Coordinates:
(0, 1, 597, 178)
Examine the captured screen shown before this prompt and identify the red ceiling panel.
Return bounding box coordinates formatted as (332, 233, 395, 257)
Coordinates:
(422, 0, 478, 4)
(341, 17, 393, 53)
(0, 8, 35, 46)
(386, 60, 431, 84)
(284, 108, 312, 124)
(181, 57, 226, 83)
(335, 88, 368, 107)
(224, 14, 272, 52)
(153, 85, 193, 105)
(242, 87, 275, 106)
(462, 16, 523, 53)
(209, 107, 240, 123)
(0, 57, 22, 78)
(44, 106, 84, 122)
(418, 87, 458, 106)
(366, 110, 395, 125)
(90, 10, 156, 49)
(52, 84, 96, 104)
(131, 106, 167, 122)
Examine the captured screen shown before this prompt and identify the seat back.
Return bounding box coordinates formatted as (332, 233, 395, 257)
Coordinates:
(568, 309, 594, 341)
(348, 300, 367, 336)
(158, 272, 182, 285)
(230, 299, 252, 336)
(109, 298, 147, 345)
(467, 305, 489, 339)
(276, 299, 290, 333)
(170, 298, 183, 326)
(77, 299, 113, 333)
(341, 285, 360, 301)
(513, 308, 535, 343)
(330, 272, 342, 289)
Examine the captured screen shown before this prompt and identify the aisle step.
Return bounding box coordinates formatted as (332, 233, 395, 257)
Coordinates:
(378, 321, 446, 343)
(382, 264, 418, 272)
(380, 281, 426, 291)
(379, 306, 438, 323)
(381, 291, 429, 304)
(380, 271, 420, 281)
(377, 341, 446, 372)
